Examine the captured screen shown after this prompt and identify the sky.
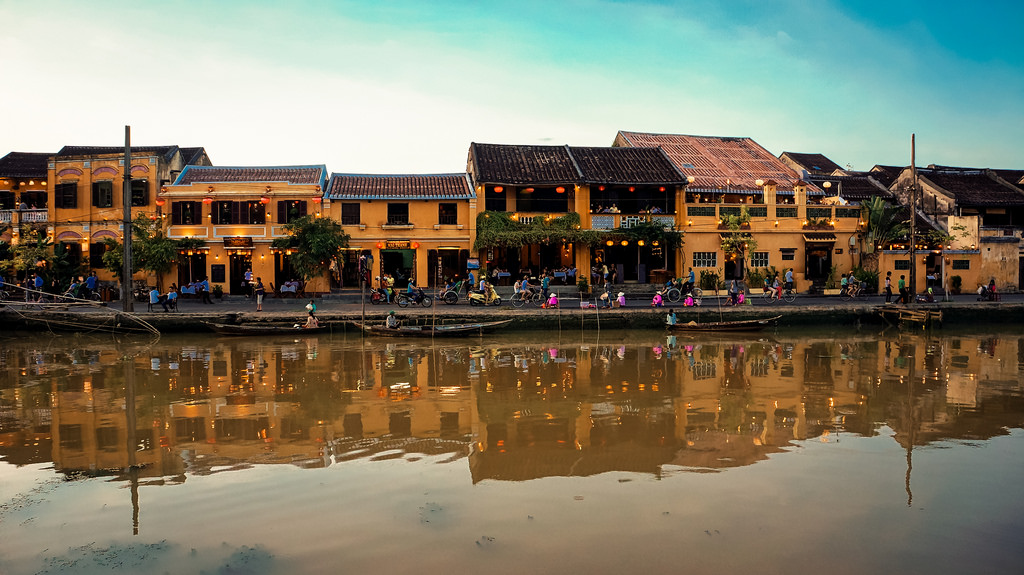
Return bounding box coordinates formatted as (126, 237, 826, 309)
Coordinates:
(2, 0, 1022, 174)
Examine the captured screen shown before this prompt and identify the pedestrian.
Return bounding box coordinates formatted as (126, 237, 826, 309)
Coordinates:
(884, 271, 892, 303)
(200, 277, 213, 304)
(897, 274, 907, 304)
(541, 273, 550, 298)
(243, 268, 253, 298)
(254, 277, 265, 311)
(305, 299, 316, 313)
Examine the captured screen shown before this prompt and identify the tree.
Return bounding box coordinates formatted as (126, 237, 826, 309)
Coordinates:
(719, 208, 757, 280)
(271, 216, 349, 285)
(100, 214, 185, 288)
(861, 196, 909, 253)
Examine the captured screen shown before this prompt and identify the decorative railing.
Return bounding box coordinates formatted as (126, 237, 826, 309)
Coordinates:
(719, 206, 741, 217)
(0, 210, 11, 224)
(776, 207, 798, 218)
(590, 215, 615, 229)
(686, 206, 716, 217)
(651, 215, 676, 229)
(747, 206, 768, 218)
(836, 208, 861, 219)
(807, 207, 832, 219)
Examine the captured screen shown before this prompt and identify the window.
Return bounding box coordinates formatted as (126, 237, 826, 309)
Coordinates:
(244, 201, 266, 224)
(751, 251, 769, 268)
(0, 191, 13, 209)
(952, 259, 970, 270)
(807, 207, 832, 219)
(387, 203, 409, 225)
(692, 251, 717, 268)
(277, 200, 307, 223)
(438, 203, 457, 225)
(130, 180, 149, 207)
(172, 201, 202, 225)
(687, 206, 716, 217)
(894, 259, 910, 270)
(56, 182, 78, 209)
(90, 242, 108, 268)
(780, 248, 796, 261)
(212, 201, 266, 225)
(748, 206, 767, 218)
(92, 181, 114, 208)
(341, 203, 360, 225)
(776, 207, 798, 218)
(213, 201, 233, 225)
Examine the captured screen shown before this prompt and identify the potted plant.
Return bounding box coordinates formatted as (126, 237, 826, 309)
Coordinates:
(212, 284, 224, 299)
(951, 275, 962, 295)
(823, 265, 840, 295)
(577, 278, 590, 297)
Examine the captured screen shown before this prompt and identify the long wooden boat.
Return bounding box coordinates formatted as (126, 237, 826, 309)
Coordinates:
(354, 318, 513, 337)
(208, 323, 330, 336)
(667, 315, 781, 332)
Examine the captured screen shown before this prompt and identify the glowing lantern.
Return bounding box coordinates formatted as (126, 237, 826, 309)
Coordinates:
(202, 196, 213, 204)
(493, 186, 504, 193)
(555, 186, 565, 194)
(260, 196, 271, 204)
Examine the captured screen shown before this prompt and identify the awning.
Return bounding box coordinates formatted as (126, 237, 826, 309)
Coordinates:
(803, 233, 837, 242)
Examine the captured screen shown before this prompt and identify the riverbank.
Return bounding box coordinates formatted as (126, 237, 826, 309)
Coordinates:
(2, 293, 1022, 332)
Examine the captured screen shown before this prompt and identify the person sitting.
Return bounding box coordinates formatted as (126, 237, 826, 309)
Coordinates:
(916, 286, 935, 303)
(543, 292, 559, 308)
(303, 310, 319, 329)
(165, 288, 178, 311)
(651, 291, 664, 307)
(616, 292, 626, 307)
(385, 310, 399, 329)
(665, 310, 677, 325)
(149, 287, 168, 312)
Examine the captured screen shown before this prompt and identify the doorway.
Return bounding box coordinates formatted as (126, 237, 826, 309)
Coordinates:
(805, 244, 833, 286)
(380, 249, 415, 288)
(229, 253, 252, 295)
(177, 254, 207, 287)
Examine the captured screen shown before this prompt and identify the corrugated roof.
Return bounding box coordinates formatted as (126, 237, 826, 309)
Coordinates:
(0, 152, 51, 178)
(567, 146, 686, 184)
(326, 173, 474, 200)
(614, 130, 810, 192)
(469, 143, 579, 185)
(175, 165, 326, 186)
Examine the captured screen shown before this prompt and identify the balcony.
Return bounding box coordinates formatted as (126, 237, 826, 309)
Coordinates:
(0, 208, 48, 224)
(590, 213, 677, 230)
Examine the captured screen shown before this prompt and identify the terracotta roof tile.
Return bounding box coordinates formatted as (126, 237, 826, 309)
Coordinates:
(805, 174, 894, 202)
(614, 131, 809, 192)
(176, 165, 326, 186)
(919, 170, 1024, 207)
(779, 152, 842, 176)
(567, 146, 686, 184)
(469, 143, 579, 185)
(327, 173, 474, 200)
(0, 152, 51, 178)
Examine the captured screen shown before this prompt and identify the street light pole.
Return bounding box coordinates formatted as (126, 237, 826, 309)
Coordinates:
(909, 134, 918, 302)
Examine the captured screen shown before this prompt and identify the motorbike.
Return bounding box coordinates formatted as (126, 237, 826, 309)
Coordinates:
(396, 287, 433, 308)
(468, 283, 502, 306)
(369, 287, 391, 305)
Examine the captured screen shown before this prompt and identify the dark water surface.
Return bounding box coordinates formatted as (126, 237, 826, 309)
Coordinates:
(1, 327, 1023, 574)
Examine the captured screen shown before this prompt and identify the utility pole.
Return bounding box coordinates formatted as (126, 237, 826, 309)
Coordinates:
(909, 134, 917, 303)
(122, 126, 134, 312)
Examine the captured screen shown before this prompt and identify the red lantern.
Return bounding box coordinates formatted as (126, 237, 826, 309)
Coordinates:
(155, 198, 166, 207)
(412, 242, 419, 249)
(260, 196, 271, 204)
(312, 196, 322, 203)
(202, 196, 213, 204)
(659, 186, 666, 192)
(628, 186, 636, 192)
(599, 185, 606, 191)
(556, 186, 565, 194)
(493, 186, 503, 193)
(523, 187, 535, 193)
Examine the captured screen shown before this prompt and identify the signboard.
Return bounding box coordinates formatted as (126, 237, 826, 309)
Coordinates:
(224, 237, 253, 248)
(386, 240, 410, 249)
(467, 258, 480, 270)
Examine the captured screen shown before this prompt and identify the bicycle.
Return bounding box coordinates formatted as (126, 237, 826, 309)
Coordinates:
(760, 286, 796, 304)
(839, 282, 868, 302)
(510, 290, 542, 308)
(664, 285, 702, 303)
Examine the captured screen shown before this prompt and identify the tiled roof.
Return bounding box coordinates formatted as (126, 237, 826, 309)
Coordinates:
(805, 174, 894, 202)
(56, 145, 181, 162)
(175, 165, 326, 186)
(567, 146, 686, 184)
(178, 147, 209, 165)
(779, 152, 842, 176)
(868, 165, 903, 188)
(469, 143, 579, 185)
(919, 170, 1024, 207)
(0, 152, 51, 178)
(326, 173, 475, 200)
(614, 131, 808, 192)
(992, 169, 1024, 191)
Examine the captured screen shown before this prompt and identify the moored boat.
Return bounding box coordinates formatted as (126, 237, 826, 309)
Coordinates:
(208, 323, 330, 336)
(666, 315, 781, 332)
(353, 318, 513, 337)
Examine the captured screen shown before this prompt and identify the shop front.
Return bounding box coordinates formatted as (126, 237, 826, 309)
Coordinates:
(224, 237, 254, 296)
(378, 240, 416, 289)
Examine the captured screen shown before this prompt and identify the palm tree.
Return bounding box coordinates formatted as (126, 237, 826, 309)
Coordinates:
(861, 196, 909, 253)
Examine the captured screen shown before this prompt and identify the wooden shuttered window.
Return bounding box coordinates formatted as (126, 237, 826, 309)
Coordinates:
(56, 182, 78, 209)
(277, 200, 307, 223)
(92, 181, 113, 208)
(172, 201, 201, 225)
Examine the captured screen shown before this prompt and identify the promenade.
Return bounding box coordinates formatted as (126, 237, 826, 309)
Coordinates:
(3, 288, 1022, 332)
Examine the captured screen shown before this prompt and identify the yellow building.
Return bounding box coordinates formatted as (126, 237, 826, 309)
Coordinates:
(323, 172, 476, 288)
(0, 151, 52, 249)
(160, 165, 327, 294)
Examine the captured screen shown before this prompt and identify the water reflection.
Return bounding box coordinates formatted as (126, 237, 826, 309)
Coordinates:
(1, 330, 1023, 485)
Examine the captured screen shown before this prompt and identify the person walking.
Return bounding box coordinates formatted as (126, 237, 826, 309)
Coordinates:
(254, 277, 265, 311)
(884, 271, 892, 303)
(200, 277, 213, 304)
(897, 274, 907, 304)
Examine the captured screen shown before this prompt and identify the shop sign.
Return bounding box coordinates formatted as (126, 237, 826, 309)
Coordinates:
(386, 240, 410, 249)
(224, 237, 253, 248)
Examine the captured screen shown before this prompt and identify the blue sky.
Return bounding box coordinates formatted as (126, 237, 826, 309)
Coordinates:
(1, 0, 1021, 174)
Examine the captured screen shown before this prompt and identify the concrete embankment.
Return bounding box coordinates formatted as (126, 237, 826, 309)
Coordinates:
(2, 299, 1021, 333)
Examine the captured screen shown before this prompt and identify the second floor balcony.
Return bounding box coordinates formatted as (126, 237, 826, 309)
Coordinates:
(0, 208, 48, 225)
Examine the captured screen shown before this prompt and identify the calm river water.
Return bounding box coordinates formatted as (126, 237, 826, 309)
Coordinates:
(1, 327, 1023, 574)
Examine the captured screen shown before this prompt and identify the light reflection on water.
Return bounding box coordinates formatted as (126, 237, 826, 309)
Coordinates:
(1, 328, 1023, 574)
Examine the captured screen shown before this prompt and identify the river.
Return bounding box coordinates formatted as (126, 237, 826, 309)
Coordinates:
(1, 327, 1023, 574)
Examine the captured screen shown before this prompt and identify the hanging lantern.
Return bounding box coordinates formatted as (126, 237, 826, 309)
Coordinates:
(493, 186, 503, 193)
(555, 186, 565, 194)
(260, 195, 271, 204)
(659, 186, 666, 192)
(605, 240, 613, 246)
(523, 187, 535, 193)
(628, 186, 636, 192)
(312, 196, 322, 203)
(621, 240, 629, 246)
(203, 196, 213, 204)
(155, 198, 166, 207)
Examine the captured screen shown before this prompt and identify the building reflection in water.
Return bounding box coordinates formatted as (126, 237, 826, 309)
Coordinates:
(1, 331, 1023, 487)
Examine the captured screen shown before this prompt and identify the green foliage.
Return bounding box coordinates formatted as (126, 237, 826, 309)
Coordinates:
(473, 211, 683, 251)
(951, 275, 962, 293)
(824, 264, 838, 289)
(699, 268, 722, 292)
(271, 216, 350, 283)
(100, 237, 135, 280)
(719, 207, 757, 257)
(861, 196, 909, 251)
(212, 284, 224, 298)
(132, 214, 179, 282)
(1, 227, 53, 276)
(851, 266, 879, 292)
(576, 277, 589, 294)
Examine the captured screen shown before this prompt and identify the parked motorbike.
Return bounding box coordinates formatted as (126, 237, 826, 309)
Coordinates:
(396, 287, 433, 308)
(468, 283, 502, 306)
(369, 287, 390, 305)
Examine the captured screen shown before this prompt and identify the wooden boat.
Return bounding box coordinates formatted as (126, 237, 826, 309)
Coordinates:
(666, 315, 781, 332)
(208, 323, 330, 336)
(354, 318, 513, 337)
